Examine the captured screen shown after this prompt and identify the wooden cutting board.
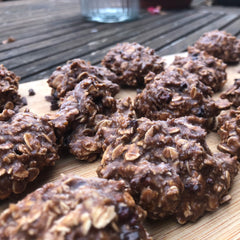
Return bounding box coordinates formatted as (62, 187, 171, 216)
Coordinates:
(1, 54, 240, 240)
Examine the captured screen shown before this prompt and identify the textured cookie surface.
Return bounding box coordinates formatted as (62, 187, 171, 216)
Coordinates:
(68, 98, 135, 162)
(97, 116, 238, 223)
(48, 59, 119, 99)
(194, 30, 240, 63)
(102, 42, 164, 87)
(134, 66, 230, 126)
(173, 47, 227, 92)
(0, 110, 59, 199)
(50, 76, 117, 136)
(218, 108, 240, 158)
(0, 175, 151, 240)
(0, 65, 23, 112)
(221, 78, 240, 107)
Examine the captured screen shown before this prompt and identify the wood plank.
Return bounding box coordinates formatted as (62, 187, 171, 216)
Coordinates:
(0, 53, 240, 240)
(191, 0, 207, 7)
(0, 21, 97, 53)
(0, 22, 99, 59)
(0, 13, 156, 59)
(140, 13, 223, 50)
(222, 17, 240, 35)
(0, 15, 86, 43)
(0, 14, 82, 35)
(157, 13, 239, 56)
(0, 0, 80, 21)
(0, 12, 183, 68)
(0, 13, 150, 52)
(84, 12, 222, 64)
(10, 10, 209, 81)
(119, 10, 212, 47)
(0, 6, 81, 28)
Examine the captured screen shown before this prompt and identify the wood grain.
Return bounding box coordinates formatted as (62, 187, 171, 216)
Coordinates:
(0, 54, 240, 240)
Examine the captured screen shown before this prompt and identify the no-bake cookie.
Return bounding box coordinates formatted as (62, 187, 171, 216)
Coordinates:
(0, 65, 23, 112)
(97, 116, 238, 223)
(221, 78, 240, 107)
(134, 66, 230, 126)
(194, 30, 240, 63)
(102, 42, 165, 87)
(218, 108, 240, 158)
(47, 75, 121, 161)
(0, 175, 151, 240)
(173, 47, 227, 92)
(50, 75, 117, 137)
(68, 98, 135, 162)
(48, 59, 119, 99)
(0, 110, 59, 199)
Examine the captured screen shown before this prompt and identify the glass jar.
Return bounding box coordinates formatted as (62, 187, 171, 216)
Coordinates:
(80, 0, 139, 23)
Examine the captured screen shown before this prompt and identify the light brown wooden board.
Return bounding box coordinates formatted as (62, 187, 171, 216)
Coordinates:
(1, 54, 240, 240)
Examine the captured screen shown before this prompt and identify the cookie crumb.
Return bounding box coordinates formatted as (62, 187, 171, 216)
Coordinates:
(28, 88, 35, 96)
(2, 37, 16, 45)
(21, 97, 28, 106)
(45, 96, 59, 111)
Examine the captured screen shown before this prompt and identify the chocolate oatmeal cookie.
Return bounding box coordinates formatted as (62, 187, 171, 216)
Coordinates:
(97, 116, 238, 223)
(0, 109, 59, 199)
(218, 108, 240, 158)
(221, 78, 240, 107)
(48, 59, 119, 99)
(50, 75, 117, 137)
(134, 66, 230, 125)
(67, 115, 104, 162)
(47, 76, 133, 162)
(68, 98, 136, 162)
(0, 175, 151, 240)
(194, 30, 240, 63)
(102, 42, 165, 87)
(0, 65, 23, 112)
(172, 47, 227, 92)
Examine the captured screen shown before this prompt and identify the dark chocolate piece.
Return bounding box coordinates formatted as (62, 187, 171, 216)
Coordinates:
(45, 96, 59, 111)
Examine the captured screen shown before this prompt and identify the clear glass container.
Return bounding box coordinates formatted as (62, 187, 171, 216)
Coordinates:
(80, 0, 139, 23)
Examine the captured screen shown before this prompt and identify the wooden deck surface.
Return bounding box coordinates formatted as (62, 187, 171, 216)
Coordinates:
(0, 1, 240, 239)
(0, 0, 239, 82)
